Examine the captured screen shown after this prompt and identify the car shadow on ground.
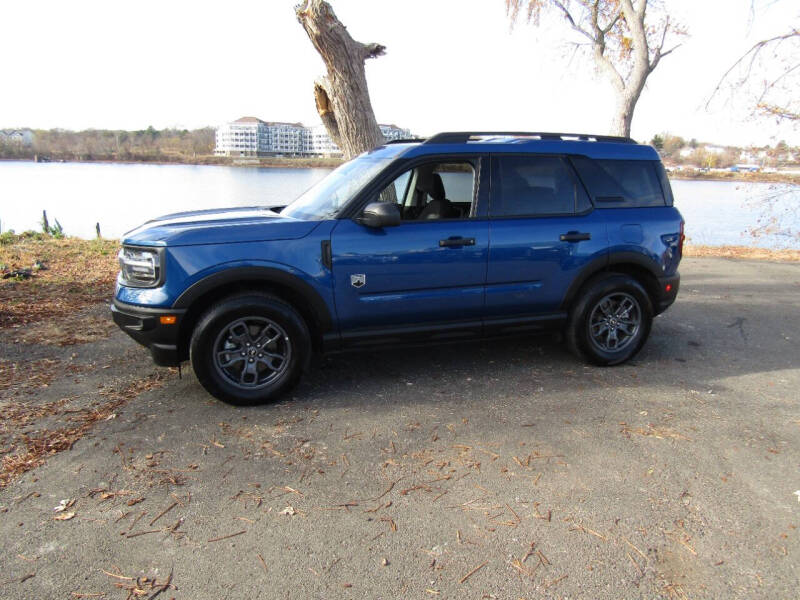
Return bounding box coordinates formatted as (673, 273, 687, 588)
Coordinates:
(205, 292, 799, 414)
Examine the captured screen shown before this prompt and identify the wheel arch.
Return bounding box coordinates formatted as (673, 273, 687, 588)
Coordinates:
(561, 252, 662, 312)
(173, 267, 333, 360)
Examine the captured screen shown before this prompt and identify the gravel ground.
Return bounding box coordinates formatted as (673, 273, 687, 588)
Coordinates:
(1, 257, 798, 599)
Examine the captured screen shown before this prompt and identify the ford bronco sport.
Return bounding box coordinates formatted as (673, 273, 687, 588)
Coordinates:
(112, 132, 683, 405)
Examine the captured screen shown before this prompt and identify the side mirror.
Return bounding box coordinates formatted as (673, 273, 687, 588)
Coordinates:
(358, 202, 401, 228)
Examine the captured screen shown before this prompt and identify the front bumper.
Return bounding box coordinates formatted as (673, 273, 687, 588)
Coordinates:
(111, 299, 186, 366)
(654, 273, 680, 315)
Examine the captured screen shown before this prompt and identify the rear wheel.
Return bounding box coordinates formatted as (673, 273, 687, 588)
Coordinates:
(566, 274, 653, 366)
(190, 293, 310, 405)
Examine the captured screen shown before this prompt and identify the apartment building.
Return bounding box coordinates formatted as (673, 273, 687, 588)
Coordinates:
(0, 129, 33, 146)
(214, 117, 411, 157)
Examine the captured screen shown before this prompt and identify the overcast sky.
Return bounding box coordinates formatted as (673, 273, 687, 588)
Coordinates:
(1, 0, 796, 146)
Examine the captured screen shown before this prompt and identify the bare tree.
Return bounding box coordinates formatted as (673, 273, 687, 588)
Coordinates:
(506, 0, 684, 137)
(707, 27, 799, 123)
(296, 0, 385, 159)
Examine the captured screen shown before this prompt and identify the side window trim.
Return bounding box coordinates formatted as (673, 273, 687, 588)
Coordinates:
(488, 153, 593, 219)
(653, 161, 675, 207)
(565, 156, 595, 214)
(394, 169, 415, 211)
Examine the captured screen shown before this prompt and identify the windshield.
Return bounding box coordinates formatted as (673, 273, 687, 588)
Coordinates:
(281, 155, 394, 221)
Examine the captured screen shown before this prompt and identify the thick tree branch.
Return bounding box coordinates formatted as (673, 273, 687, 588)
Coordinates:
(363, 43, 386, 59)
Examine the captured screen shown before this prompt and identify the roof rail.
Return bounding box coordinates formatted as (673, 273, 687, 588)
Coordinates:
(425, 131, 636, 144)
(384, 138, 426, 145)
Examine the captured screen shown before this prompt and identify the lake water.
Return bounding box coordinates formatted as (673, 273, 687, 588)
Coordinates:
(0, 160, 798, 248)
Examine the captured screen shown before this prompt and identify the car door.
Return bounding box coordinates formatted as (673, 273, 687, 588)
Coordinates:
(484, 154, 608, 332)
(330, 156, 490, 345)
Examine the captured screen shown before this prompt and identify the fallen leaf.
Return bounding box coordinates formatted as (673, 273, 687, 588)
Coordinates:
(54, 511, 75, 521)
(53, 499, 74, 512)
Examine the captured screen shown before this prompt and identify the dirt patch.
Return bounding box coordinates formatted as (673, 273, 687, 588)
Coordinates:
(0, 372, 171, 489)
(0, 358, 63, 396)
(10, 314, 117, 346)
(620, 421, 692, 441)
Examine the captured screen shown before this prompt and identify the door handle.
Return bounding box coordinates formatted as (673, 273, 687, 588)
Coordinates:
(439, 237, 476, 248)
(559, 231, 591, 242)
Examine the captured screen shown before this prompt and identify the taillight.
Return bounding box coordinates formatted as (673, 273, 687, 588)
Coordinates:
(679, 221, 685, 255)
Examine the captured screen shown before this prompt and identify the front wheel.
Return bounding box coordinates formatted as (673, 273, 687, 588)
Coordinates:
(190, 293, 311, 405)
(565, 274, 653, 366)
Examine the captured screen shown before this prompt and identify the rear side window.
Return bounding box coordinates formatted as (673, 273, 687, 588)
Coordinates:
(571, 157, 666, 208)
(491, 156, 591, 217)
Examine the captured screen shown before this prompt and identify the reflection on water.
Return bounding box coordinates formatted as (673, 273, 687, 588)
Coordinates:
(0, 160, 798, 248)
(0, 161, 331, 239)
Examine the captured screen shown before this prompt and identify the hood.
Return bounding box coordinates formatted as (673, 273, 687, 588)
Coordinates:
(122, 206, 320, 247)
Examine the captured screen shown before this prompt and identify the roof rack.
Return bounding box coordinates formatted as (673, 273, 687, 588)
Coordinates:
(425, 131, 636, 145)
(385, 138, 427, 144)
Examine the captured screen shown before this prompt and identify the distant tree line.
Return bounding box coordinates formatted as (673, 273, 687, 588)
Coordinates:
(0, 127, 215, 162)
(649, 133, 798, 168)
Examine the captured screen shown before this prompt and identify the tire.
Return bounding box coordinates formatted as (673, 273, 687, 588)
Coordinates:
(189, 293, 311, 405)
(565, 274, 653, 366)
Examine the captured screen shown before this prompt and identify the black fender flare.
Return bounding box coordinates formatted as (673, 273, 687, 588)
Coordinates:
(172, 266, 333, 332)
(560, 251, 663, 311)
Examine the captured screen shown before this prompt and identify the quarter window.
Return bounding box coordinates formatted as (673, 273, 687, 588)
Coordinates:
(491, 156, 589, 217)
(571, 157, 666, 207)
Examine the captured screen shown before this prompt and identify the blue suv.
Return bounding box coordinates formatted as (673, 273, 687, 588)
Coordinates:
(112, 132, 683, 404)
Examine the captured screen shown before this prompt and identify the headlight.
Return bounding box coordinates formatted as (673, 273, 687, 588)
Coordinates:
(118, 246, 162, 287)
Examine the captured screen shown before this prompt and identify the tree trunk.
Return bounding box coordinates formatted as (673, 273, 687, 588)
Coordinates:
(610, 77, 647, 137)
(604, 1, 651, 138)
(296, 0, 385, 160)
(610, 95, 635, 137)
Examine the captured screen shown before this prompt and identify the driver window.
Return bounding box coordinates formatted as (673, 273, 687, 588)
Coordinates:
(376, 161, 475, 221)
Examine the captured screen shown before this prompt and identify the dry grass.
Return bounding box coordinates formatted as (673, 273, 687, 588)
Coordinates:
(684, 244, 800, 262)
(0, 234, 119, 332)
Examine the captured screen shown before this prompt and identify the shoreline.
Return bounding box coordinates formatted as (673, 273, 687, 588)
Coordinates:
(3, 156, 799, 183)
(683, 244, 800, 262)
(668, 170, 800, 185)
(0, 155, 343, 170)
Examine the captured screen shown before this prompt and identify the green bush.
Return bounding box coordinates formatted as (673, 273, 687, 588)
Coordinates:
(0, 230, 17, 245)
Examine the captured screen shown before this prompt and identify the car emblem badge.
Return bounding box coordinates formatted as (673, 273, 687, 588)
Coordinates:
(350, 274, 366, 288)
